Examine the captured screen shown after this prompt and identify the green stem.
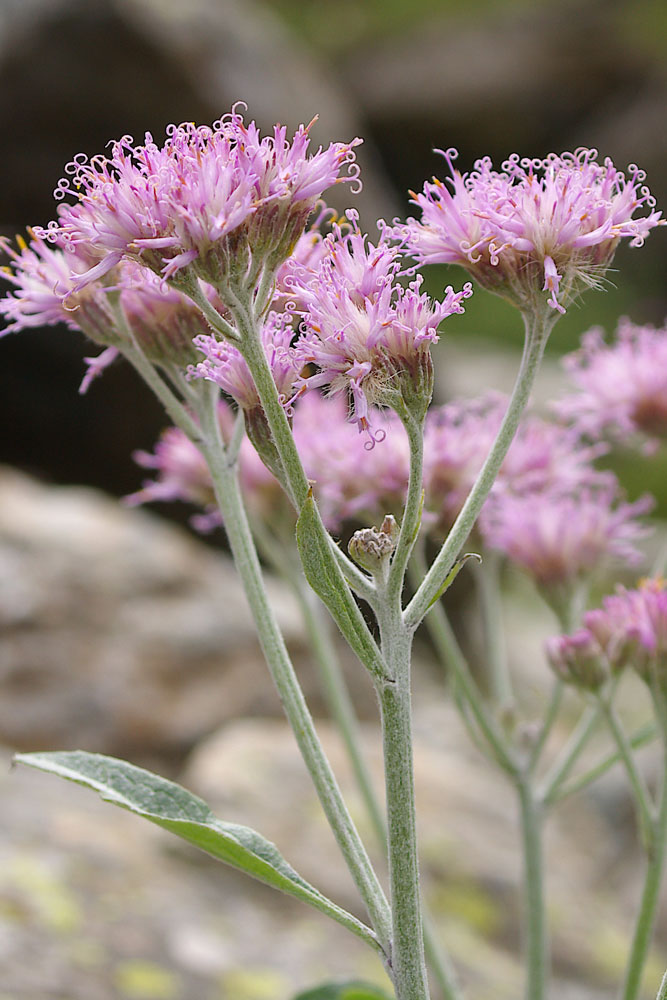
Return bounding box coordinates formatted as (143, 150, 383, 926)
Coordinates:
(517, 776, 547, 1000)
(377, 614, 430, 1000)
(293, 564, 463, 1000)
(655, 968, 667, 1000)
(405, 309, 555, 630)
(621, 721, 667, 1000)
(409, 556, 517, 776)
(294, 581, 387, 848)
(474, 551, 513, 708)
(196, 404, 392, 953)
(539, 703, 601, 806)
(387, 410, 424, 607)
(528, 680, 564, 775)
(599, 698, 655, 852)
(549, 721, 658, 805)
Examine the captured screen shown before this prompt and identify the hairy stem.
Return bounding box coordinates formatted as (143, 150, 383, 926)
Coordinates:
(377, 615, 430, 1000)
(405, 309, 555, 630)
(621, 686, 667, 1000)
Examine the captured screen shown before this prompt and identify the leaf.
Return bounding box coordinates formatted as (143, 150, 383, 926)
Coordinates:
(297, 492, 388, 681)
(293, 981, 394, 1000)
(14, 751, 382, 955)
(426, 552, 482, 612)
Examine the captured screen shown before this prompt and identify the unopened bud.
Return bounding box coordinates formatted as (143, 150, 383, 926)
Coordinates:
(348, 515, 399, 575)
(545, 630, 608, 691)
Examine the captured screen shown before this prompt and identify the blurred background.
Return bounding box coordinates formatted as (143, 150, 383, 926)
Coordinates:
(0, 1, 666, 998)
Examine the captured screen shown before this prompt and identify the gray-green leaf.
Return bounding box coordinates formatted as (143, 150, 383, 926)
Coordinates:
(14, 750, 382, 955)
(426, 552, 482, 612)
(293, 981, 393, 999)
(297, 493, 388, 681)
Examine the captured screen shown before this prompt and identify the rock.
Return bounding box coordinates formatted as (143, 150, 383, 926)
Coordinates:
(0, 466, 317, 758)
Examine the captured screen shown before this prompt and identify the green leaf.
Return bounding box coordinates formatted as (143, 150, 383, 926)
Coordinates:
(293, 981, 393, 1000)
(297, 492, 388, 681)
(426, 552, 482, 612)
(14, 751, 382, 955)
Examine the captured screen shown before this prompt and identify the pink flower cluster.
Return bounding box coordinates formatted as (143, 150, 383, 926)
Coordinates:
(0, 232, 221, 389)
(556, 318, 667, 447)
(421, 391, 652, 590)
(128, 392, 409, 534)
(190, 310, 301, 413)
(287, 213, 472, 438)
(547, 577, 667, 688)
(35, 109, 361, 293)
(400, 148, 663, 314)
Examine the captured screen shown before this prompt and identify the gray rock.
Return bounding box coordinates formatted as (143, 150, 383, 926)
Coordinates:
(0, 466, 312, 757)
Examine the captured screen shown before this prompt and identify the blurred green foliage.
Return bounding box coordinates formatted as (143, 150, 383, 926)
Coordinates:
(270, 0, 666, 59)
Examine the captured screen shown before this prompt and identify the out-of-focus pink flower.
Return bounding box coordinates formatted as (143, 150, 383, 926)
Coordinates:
(190, 310, 301, 411)
(400, 147, 663, 314)
(422, 393, 612, 535)
(293, 392, 409, 531)
(548, 577, 667, 686)
(291, 215, 471, 438)
(556, 318, 667, 447)
(545, 629, 609, 690)
(36, 109, 361, 294)
(481, 486, 653, 589)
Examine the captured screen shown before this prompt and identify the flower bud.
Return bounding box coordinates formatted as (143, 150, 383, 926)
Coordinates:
(348, 515, 399, 575)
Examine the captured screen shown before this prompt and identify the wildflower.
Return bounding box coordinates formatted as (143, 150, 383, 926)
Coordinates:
(36, 109, 361, 298)
(548, 578, 667, 688)
(191, 309, 301, 412)
(556, 318, 667, 447)
(585, 577, 667, 683)
(401, 147, 662, 314)
(545, 630, 609, 690)
(422, 393, 611, 536)
(0, 231, 117, 343)
(292, 216, 471, 437)
(480, 485, 653, 592)
(0, 232, 225, 385)
(293, 392, 409, 531)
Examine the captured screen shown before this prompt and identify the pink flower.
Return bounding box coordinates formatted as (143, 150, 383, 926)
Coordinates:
(36, 109, 361, 295)
(291, 215, 472, 437)
(480, 486, 653, 589)
(1, 232, 230, 384)
(0, 231, 116, 340)
(556, 318, 667, 447)
(545, 629, 608, 690)
(190, 309, 301, 411)
(548, 577, 667, 686)
(422, 393, 611, 535)
(292, 392, 409, 531)
(400, 147, 663, 314)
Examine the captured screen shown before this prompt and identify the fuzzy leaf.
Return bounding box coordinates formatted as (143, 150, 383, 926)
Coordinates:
(426, 552, 482, 612)
(14, 750, 381, 954)
(297, 492, 388, 680)
(293, 981, 393, 1000)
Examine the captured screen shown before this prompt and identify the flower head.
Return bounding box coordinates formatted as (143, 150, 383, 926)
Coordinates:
(292, 215, 471, 438)
(545, 629, 609, 690)
(556, 318, 667, 447)
(401, 147, 663, 314)
(548, 577, 667, 687)
(422, 393, 611, 536)
(480, 485, 653, 591)
(293, 392, 409, 530)
(36, 109, 361, 297)
(190, 309, 301, 411)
